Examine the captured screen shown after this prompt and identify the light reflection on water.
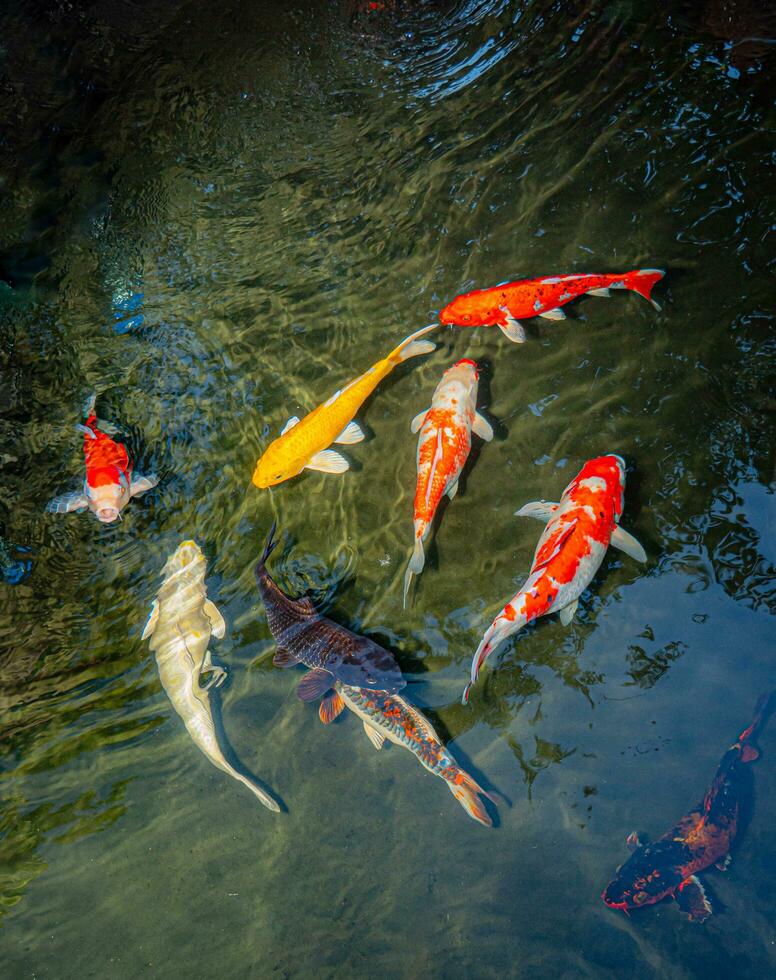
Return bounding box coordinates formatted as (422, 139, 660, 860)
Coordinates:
(0, 0, 774, 976)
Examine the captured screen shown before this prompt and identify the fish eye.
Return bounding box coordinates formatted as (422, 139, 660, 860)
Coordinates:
(463, 314, 471, 321)
(633, 891, 648, 905)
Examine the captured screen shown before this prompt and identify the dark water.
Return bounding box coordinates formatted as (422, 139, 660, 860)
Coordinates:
(1, 1, 774, 976)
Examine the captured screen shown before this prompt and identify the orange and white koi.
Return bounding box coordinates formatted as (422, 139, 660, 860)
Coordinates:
(316, 681, 494, 827)
(252, 324, 437, 488)
(463, 454, 646, 703)
(47, 395, 157, 524)
(403, 359, 492, 606)
(439, 269, 665, 343)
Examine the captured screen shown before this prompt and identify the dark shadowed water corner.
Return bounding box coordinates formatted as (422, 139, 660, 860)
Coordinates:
(1, 0, 774, 977)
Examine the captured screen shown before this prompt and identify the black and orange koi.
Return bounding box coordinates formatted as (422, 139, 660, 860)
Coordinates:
(603, 694, 773, 922)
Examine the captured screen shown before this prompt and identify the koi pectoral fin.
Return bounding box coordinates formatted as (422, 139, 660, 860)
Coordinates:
(587, 287, 611, 297)
(297, 668, 334, 702)
(363, 721, 386, 750)
(497, 309, 526, 343)
(142, 600, 160, 640)
(559, 599, 578, 626)
(334, 421, 365, 445)
(447, 478, 459, 500)
(539, 307, 566, 321)
(46, 491, 89, 514)
(675, 876, 713, 922)
(610, 526, 647, 563)
(473, 412, 494, 442)
(305, 450, 349, 474)
(410, 410, 429, 434)
(130, 474, 159, 497)
(203, 599, 226, 639)
(514, 500, 560, 522)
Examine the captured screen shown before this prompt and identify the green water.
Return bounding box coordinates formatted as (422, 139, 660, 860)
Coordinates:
(1, 1, 774, 977)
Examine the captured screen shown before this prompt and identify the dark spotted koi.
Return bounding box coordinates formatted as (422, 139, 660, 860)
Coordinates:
(316, 682, 494, 827)
(255, 522, 405, 700)
(603, 693, 773, 922)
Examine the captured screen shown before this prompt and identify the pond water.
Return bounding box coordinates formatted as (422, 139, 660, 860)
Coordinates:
(1, 1, 774, 977)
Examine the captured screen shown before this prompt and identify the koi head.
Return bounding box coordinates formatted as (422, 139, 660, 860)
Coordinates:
(86, 476, 129, 523)
(252, 442, 305, 489)
(450, 358, 479, 379)
(602, 845, 683, 913)
(439, 292, 499, 327)
(325, 636, 406, 693)
(432, 358, 480, 412)
(162, 540, 206, 583)
(571, 454, 626, 521)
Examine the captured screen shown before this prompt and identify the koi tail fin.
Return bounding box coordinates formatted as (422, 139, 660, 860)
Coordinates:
(391, 323, 438, 364)
(83, 392, 98, 418)
(402, 536, 425, 608)
(257, 521, 278, 575)
(212, 760, 281, 812)
(446, 768, 495, 827)
(737, 691, 775, 762)
(79, 392, 120, 435)
(234, 770, 281, 812)
(462, 611, 524, 705)
(624, 269, 665, 311)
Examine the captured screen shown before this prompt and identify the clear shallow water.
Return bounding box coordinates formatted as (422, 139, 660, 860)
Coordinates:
(1, 1, 774, 977)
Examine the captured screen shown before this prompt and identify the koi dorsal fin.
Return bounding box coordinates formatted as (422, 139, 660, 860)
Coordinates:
(292, 595, 318, 617)
(534, 519, 578, 571)
(403, 699, 441, 742)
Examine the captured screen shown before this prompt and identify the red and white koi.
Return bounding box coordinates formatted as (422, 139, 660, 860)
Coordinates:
(47, 395, 157, 524)
(403, 359, 493, 605)
(463, 454, 646, 703)
(439, 269, 665, 343)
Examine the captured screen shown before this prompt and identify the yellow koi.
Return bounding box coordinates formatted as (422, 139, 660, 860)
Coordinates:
(252, 324, 437, 488)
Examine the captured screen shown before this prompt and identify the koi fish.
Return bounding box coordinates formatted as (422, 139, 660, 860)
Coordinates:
(143, 540, 280, 811)
(439, 269, 665, 343)
(256, 523, 405, 699)
(46, 395, 157, 523)
(463, 454, 646, 703)
(603, 693, 773, 921)
(315, 681, 494, 827)
(252, 324, 437, 488)
(403, 359, 493, 606)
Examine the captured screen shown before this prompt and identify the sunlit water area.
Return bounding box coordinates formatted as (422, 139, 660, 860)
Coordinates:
(1, 1, 774, 977)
